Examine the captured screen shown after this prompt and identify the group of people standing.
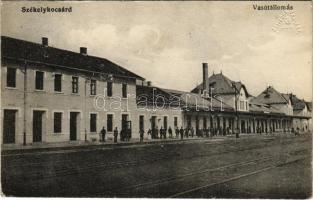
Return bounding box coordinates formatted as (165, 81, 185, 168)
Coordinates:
(146, 126, 225, 140)
(99, 125, 236, 144)
(100, 126, 130, 143)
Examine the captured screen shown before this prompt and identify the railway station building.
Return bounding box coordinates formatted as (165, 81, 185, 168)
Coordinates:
(1, 36, 312, 146)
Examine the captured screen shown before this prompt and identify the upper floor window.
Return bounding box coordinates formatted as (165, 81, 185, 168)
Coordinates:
(122, 83, 127, 98)
(72, 76, 79, 94)
(239, 101, 245, 110)
(90, 80, 96, 95)
(107, 82, 113, 97)
(54, 74, 62, 92)
(35, 71, 44, 90)
(6, 68, 16, 88)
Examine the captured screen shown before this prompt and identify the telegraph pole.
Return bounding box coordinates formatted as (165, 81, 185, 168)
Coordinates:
(232, 83, 240, 139)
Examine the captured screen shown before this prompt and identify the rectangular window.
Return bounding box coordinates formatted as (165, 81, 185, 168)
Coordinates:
(90, 80, 96, 95)
(72, 76, 79, 93)
(54, 74, 62, 92)
(35, 71, 44, 90)
(90, 113, 97, 132)
(54, 112, 62, 133)
(239, 101, 245, 110)
(107, 114, 113, 132)
(6, 68, 16, 88)
(174, 117, 178, 128)
(122, 83, 127, 98)
(107, 82, 113, 97)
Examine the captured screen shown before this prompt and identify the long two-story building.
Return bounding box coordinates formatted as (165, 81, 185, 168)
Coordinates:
(1, 36, 148, 144)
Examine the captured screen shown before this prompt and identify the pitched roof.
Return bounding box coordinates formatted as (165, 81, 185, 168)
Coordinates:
(252, 86, 289, 105)
(306, 101, 312, 112)
(136, 85, 180, 107)
(1, 36, 144, 80)
(161, 88, 234, 111)
(249, 102, 282, 114)
(191, 73, 250, 96)
(290, 95, 307, 111)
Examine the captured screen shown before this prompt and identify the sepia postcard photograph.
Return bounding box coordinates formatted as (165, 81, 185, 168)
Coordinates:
(0, 0, 312, 198)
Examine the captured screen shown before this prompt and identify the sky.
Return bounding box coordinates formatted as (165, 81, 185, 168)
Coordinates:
(1, 1, 312, 100)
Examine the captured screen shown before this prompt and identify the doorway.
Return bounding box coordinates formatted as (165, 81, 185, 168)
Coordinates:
(70, 112, 79, 141)
(3, 110, 17, 144)
(33, 111, 44, 142)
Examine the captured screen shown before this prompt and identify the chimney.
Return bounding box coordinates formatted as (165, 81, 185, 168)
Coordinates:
(202, 63, 208, 93)
(80, 47, 87, 55)
(42, 37, 48, 46)
(147, 81, 152, 87)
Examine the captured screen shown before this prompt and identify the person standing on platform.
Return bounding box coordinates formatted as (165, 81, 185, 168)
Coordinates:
(156, 126, 159, 139)
(148, 128, 152, 140)
(140, 128, 144, 142)
(175, 127, 179, 138)
(191, 127, 194, 138)
(164, 127, 167, 139)
(168, 126, 173, 138)
(160, 126, 164, 139)
(100, 127, 106, 142)
(184, 127, 189, 138)
(180, 127, 184, 140)
(113, 127, 118, 143)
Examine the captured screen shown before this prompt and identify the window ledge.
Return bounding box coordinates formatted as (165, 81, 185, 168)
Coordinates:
(35, 89, 45, 93)
(54, 91, 64, 94)
(5, 87, 17, 90)
(71, 93, 80, 96)
(51, 132, 66, 135)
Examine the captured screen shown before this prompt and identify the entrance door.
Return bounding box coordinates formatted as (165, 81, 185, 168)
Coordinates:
(33, 111, 44, 142)
(70, 112, 78, 141)
(3, 110, 16, 144)
(163, 116, 168, 130)
(151, 116, 157, 129)
(241, 120, 245, 133)
(122, 114, 129, 130)
(139, 116, 144, 131)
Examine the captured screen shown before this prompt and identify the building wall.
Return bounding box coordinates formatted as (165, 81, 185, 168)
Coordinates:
(1, 60, 139, 144)
(134, 106, 183, 139)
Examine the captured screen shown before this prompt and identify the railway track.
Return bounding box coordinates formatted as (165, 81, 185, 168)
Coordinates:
(3, 136, 308, 181)
(2, 135, 310, 197)
(167, 156, 310, 198)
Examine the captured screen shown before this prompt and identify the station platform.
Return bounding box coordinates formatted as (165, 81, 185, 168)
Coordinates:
(1, 131, 302, 154)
